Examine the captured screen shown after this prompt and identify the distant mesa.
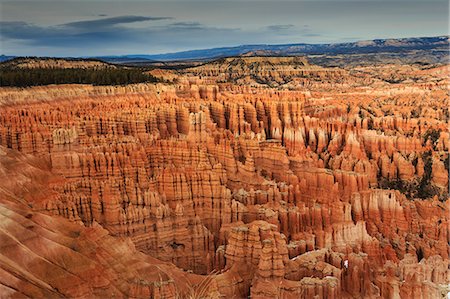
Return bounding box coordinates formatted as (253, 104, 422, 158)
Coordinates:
(1, 57, 116, 69)
(1, 35, 448, 66)
(104, 35, 449, 62)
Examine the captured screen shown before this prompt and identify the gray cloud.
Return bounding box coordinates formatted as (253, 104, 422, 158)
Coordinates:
(0, 16, 173, 42)
(0, 16, 243, 54)
(168, 22, 205, 30)
(303, 33, 321, 37)
(265, 24, 317, 37)
(1, 0, 445, 56)
(62, 15, 171, 30)
(267, 24, 294, 31)
(1, 21, 57, 40)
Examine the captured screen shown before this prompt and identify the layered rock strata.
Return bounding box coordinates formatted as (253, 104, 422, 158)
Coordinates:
(0, 58, 448, 298)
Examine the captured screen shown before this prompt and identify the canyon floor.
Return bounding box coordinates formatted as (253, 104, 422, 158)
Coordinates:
(0, 56, 449, 298)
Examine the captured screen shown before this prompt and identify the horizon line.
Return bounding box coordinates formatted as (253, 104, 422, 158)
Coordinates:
(1, 34, 448, 58)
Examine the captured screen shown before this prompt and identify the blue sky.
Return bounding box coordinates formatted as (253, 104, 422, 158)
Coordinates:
(1, 0, 448, 56)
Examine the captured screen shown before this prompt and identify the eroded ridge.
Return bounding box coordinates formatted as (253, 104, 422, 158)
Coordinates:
(0, 58, 448, 298)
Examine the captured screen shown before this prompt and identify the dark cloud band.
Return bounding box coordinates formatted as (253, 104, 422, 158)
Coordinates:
(62, 15, 172, 29)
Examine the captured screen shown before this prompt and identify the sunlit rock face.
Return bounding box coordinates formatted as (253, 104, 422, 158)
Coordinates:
(0, 57, 448, 298)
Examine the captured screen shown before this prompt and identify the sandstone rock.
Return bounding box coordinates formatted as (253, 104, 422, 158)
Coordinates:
(0, 60, 448, 298)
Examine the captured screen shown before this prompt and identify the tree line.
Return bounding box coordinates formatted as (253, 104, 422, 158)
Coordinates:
(0, 67, 159, 87)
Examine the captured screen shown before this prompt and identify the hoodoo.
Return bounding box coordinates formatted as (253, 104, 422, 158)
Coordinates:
(0, 50, 448, 298)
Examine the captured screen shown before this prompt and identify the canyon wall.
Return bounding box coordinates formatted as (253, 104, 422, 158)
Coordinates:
(0, 58, 448, 298)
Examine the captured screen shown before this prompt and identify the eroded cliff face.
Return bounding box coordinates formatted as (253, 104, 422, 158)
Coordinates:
(0, 146, 223, 298)
(182, 56, 375, 89)
(0, 57, 448, 298)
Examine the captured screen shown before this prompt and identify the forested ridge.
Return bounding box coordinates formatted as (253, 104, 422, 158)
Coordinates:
(0, 67, 159, 87)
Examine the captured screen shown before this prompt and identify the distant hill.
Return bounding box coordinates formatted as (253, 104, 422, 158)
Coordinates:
(3, 36, 448, 66)
(0, 55, 15, 62)
(95, 36, 449, 63)
(1, 57, 116, 69)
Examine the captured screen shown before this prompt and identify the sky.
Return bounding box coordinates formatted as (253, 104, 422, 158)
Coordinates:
(0, 0, 448, 56)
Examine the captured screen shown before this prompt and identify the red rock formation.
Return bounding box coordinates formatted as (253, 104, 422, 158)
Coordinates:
(0, 58, 448, 298)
